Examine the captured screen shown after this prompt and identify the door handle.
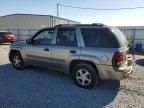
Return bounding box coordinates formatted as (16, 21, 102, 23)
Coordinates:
(70, 50, 76, 54)
(44, 48, 50, 51)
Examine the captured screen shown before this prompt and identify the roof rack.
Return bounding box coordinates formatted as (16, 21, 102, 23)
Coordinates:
(92, 23, 104, 26)
(55, 24, 75, 27)
(55, 23, 105, 27)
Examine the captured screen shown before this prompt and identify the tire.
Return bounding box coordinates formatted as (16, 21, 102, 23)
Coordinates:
(11, 52, 25, 70)
(72, 63, 100, 89)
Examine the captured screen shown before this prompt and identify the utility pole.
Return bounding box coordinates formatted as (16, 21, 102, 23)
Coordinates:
(57, 3, 59, 25)
(57, 3, 59, 17)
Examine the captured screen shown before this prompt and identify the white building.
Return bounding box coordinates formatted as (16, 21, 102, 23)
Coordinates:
(118, 26, 144, 49)
(0, 14, 80, 29)
(0, 14, 80, 40)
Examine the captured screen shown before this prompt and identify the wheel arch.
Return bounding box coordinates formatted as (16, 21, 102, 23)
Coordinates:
(9, 50, 21, 62)
(70, 59, 100, 77)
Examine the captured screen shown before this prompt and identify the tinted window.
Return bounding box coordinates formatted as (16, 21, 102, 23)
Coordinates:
(56, 28, 77, 46)
(0, 32, 4, 37)
(81, 28, 119, 48)
(33, 29, 54, 45)
(0, 32, 6, 35)
(0, 32, 12, 35)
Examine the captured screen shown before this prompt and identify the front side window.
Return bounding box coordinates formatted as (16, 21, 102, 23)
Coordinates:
(81, 28, 119, 48)
(33, 29, 54, 45)
(56, 28, 77, 46)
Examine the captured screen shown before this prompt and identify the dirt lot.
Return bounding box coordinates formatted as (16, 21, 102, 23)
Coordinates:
(0, 44, 144, 108)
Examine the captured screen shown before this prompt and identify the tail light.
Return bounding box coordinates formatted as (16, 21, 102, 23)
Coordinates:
(112, 50, 123, 66)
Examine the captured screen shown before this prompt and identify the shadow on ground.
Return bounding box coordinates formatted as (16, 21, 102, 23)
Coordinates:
(0, 64, 120, 108)
(136, 59, 144, 66)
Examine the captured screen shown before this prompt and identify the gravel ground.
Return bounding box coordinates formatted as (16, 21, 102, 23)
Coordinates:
(0, 44, 144, 108)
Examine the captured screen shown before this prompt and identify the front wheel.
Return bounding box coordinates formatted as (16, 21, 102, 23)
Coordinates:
(11, 52, 25, 70)
(72, 63, 100, 89)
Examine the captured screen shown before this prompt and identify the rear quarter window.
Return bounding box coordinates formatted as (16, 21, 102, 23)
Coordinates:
(81, 28, 119, 48)
(0, 32, 4, 35)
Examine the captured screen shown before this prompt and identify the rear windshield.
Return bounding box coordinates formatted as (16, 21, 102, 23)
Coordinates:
(81, 28, 119, 48)
(0, 32, 12, 35)
(111, 27, 128, 46)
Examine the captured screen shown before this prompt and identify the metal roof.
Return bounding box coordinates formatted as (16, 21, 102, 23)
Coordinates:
(0, 13, 80, 24)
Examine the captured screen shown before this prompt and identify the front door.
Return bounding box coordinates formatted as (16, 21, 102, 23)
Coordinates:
(24, 28, 54, 67)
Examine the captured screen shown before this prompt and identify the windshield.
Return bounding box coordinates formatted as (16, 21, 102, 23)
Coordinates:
(111, 27, 128, 46)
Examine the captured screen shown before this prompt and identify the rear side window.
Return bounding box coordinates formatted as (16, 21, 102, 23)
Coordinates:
(56, 28, 77, 46)
(81, 28, 119, 48)
(0, 32, 4, 35)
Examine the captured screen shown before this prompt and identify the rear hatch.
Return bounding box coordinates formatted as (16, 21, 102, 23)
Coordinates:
(111, 27, 129, 65)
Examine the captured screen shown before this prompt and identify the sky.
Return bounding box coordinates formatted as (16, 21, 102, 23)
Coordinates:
(1, 0, 144, 26)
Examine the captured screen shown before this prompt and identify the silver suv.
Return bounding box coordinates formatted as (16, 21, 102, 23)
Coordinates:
(9, 24, 133, 89)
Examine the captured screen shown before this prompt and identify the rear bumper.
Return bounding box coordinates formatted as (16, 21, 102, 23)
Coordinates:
(97, 60, 133, 80)
(117, 60, 133, 76)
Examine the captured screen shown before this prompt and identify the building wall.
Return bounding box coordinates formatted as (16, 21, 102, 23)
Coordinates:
(118, 26, 144, 49)
(50, 16, 80, 27)
(0, 14, 80, 40)
(0, 15, 51, 29)
(0, 14, 80, 29)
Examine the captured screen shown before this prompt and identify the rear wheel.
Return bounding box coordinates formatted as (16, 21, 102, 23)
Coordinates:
(72, 63, 100, 89)
(11, 52, 25, 70)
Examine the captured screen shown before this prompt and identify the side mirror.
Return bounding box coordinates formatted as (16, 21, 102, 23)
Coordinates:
(26, 38, 32, 44)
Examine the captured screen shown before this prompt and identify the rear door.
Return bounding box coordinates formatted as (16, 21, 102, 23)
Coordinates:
(51, 27, 80, 72)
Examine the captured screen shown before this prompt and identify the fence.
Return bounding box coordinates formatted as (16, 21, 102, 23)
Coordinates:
(119, 28, 144, 50)
(1, 28, 144, 50)
(0, 29, 39, 41)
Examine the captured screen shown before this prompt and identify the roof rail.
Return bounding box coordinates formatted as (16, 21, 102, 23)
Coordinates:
(55, 24, 75, 27)
(54, 23, 105, 27)
(92, 23, 104, 26)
